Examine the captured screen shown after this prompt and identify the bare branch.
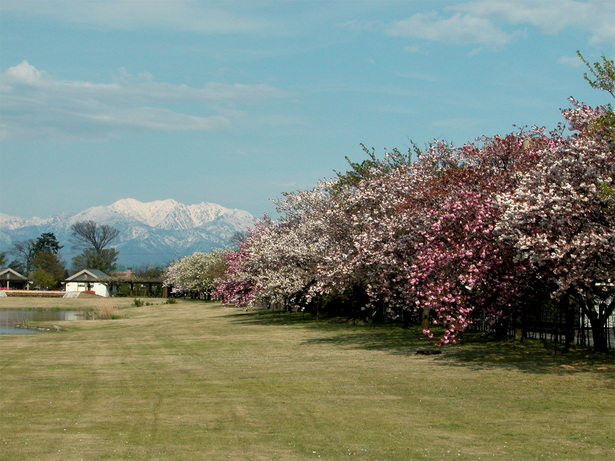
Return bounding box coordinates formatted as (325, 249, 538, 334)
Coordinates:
(70, 220, 120, 251)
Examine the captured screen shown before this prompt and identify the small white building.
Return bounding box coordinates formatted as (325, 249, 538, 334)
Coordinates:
(64, 269, 110, 297)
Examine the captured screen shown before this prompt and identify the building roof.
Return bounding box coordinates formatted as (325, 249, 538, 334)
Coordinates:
(65, 269, 110, 282)
(0, 267, 29, 281)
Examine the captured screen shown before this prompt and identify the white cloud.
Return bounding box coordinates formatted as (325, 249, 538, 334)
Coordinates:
(387, 11, 511, 46)
(0, 61, 288, 141)
(394, 71, 441, 83)
(558, 55, 584, 68)
(386, 0, 614, 48)
(403, 45, 426, 55)
(453, 0, 615, 44)
(3, 60, 44, 84)
(2, 0, 273, 33)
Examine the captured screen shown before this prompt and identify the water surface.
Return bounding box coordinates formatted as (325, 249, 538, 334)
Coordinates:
(0, 309, 87, 334)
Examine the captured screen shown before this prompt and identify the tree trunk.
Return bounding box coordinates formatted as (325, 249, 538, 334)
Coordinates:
(585, 310, 609, 353)
(493, 318, 509, 340)
(421, 306, 430, 331)
(564, 297, 577, 351)
(513, 308, 524, 341)
(577, 292, 613, 353)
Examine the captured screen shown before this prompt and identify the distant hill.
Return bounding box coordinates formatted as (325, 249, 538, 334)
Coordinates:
(0, 198, 255, 268)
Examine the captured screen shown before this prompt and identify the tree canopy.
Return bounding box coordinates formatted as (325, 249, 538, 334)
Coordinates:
(164, 250, 228, 299)
(70, 221, 119, 272)
(71, 221, 120, 251)
(9, 233, 66, 286)
(33, 232, 63, 255)
(212, 53, 615, 352)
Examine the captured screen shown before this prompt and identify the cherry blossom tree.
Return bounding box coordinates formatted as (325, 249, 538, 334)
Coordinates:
(216, 184, 337, 311)
(213, 242, 257, 307)
(497, 100, 615, 352)
(312, 133, 543, 341)
(312, 147, 423, 320)
(164, 249, 229, 299)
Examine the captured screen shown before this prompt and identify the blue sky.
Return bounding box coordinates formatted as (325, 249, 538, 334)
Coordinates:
(1, 0, 614, 219)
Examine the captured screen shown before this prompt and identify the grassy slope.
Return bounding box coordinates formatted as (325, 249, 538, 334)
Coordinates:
(1, 298, 614, 460)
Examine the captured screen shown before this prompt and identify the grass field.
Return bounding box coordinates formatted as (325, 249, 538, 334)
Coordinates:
(1, 297, 614, 460)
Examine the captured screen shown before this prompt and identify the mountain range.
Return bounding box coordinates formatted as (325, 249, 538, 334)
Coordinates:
(0, 198, 255, 268)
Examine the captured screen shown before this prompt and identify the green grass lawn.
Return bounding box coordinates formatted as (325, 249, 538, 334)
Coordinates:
(1, 298, 614, 460)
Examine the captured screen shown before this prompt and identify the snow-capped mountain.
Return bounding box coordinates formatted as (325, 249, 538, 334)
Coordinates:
(0, 199, 255, 267)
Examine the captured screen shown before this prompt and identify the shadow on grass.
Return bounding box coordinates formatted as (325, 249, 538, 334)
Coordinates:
(432, 334, 615, 377)
(230, 308, 615, 376)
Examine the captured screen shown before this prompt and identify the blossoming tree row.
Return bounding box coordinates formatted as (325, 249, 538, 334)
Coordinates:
(210, 56, 614, 351)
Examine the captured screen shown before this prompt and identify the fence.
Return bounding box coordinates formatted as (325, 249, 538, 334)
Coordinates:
(469, 305, 614, 351)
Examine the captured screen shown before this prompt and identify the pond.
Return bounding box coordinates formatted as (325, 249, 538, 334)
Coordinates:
(0, 309, 88, 334)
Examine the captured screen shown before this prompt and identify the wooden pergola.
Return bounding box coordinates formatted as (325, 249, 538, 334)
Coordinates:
(104, 274, 167, 298)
